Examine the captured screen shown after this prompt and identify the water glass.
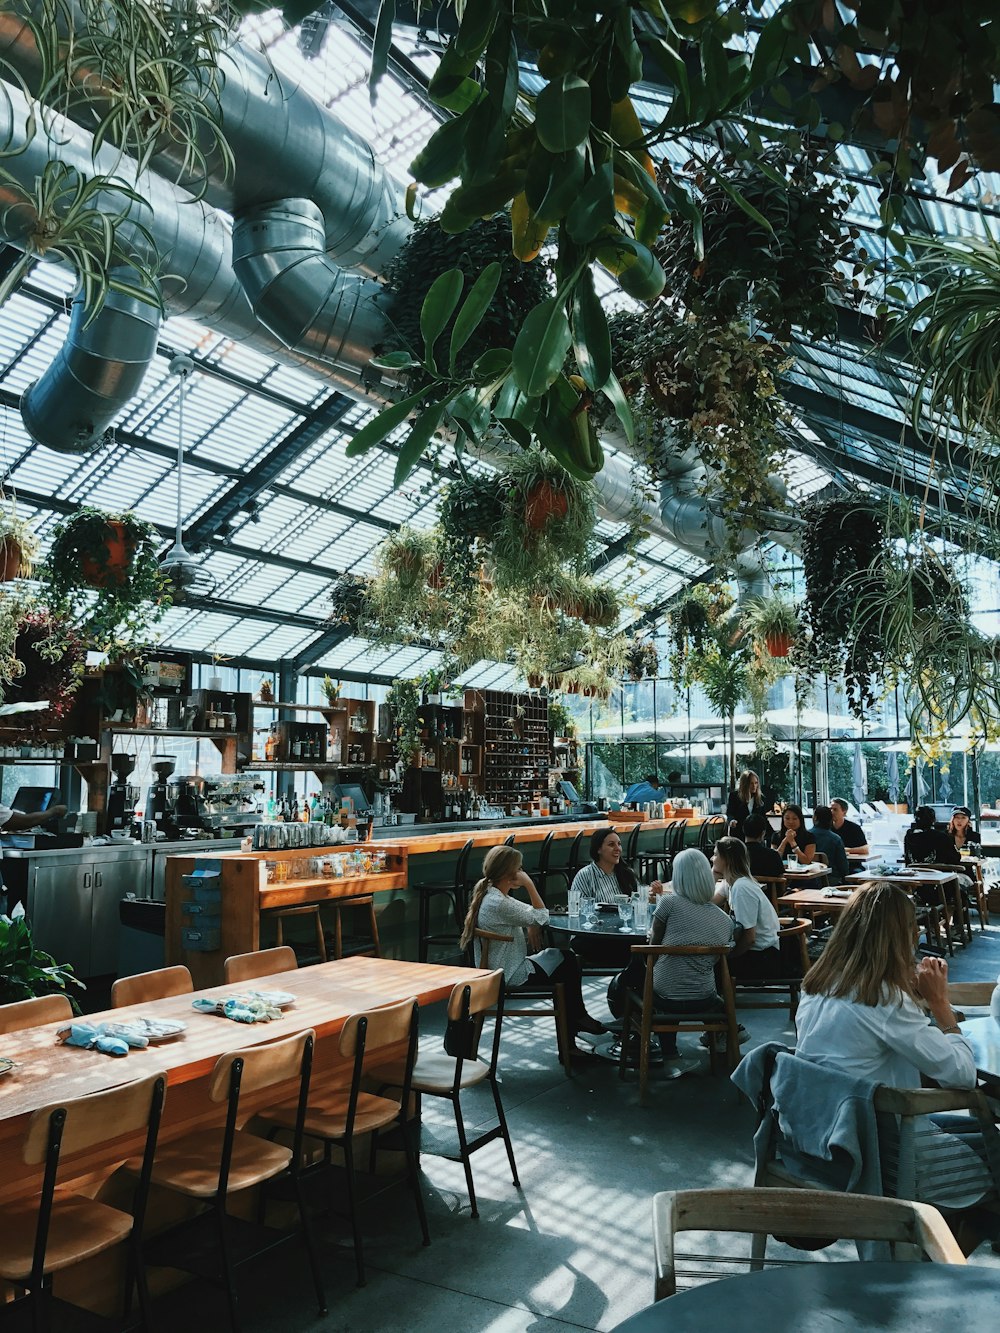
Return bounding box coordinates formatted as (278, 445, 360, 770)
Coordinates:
(633, 894, 648, 931)
(582, 897, 597, 929)
(568, 888, 581, 921)
(615, 893, 633, 933)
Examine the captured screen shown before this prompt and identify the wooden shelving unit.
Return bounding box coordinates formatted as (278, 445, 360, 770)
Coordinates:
(478, 689, 549, 809)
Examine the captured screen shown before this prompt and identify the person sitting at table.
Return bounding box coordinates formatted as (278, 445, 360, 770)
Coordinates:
(743, 814, 786, 880)
(623, 773, 667, 805)
(830, 798, 870, 856)
(712, 837, 784, 982)
(771, 804, 817, 864)
(809, 805, 850, 882)
(796, 882, 996, 1246)
(725, 769, 766, 836)
(948, 806, 981, 853)
(608, 847, 734, 1077)
(460, 845, 607, 1052)
(904, 805, 961, 866)
(571, 826, 656, 903)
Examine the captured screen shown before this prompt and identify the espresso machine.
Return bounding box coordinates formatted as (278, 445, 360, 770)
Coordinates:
(146, 755, 177, 836)
(107, 752, 139, 833)
(169, 775, 211, 835)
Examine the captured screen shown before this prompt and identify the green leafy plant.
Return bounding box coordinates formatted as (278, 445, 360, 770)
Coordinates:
(386, 678, 422, 765)
(655, 148, 857, 340)
(547, 697, 576, 739)
(741, 593, 800, 659)
(321, 675, 341, 704)
(0, 909, 83, 1009)
(437, 471, 509, 588)
(625, 635, 659, 682)
(328, 573, 371, 634)
(3, 607, 86, 728)
(41, 506, 169, 652)
(0, 499, 40, 580)
(491, 451, 596, 588)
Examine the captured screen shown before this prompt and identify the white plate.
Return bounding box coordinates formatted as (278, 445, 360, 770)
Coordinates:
(248, 990, 296, 1009)
(0, 1057, 15, 1077)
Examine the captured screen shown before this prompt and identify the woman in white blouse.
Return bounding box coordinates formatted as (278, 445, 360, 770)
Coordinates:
(796, 882, 994, 1240)
(460, 845, 606, 1050)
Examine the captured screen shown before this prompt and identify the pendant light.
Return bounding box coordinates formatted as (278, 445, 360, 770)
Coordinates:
(158, 353, 215, 601)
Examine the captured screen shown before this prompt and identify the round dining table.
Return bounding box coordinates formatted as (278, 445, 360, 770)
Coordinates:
(547, 910, 648, 942)
(611, 1261, 993, 1332)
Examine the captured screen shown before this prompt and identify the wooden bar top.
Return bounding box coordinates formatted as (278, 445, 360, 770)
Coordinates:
(0, 957, 483, 1124)
(373, 815, 706, 856)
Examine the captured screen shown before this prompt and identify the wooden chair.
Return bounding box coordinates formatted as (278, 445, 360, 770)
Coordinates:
(271, 903, 327, 962)
(0, 993, 72, 1034)
(329, 894, 381, 960)
(413, 837, 474, 963)
(475, 929, 573, 1077)
(732, 918, 812, 1021)
(259, 998, 428, 1287)
(915, 862, 977, 941)
(651, 1187, 964, 1301)
(619, 945, 739, 1104)
(753, 875, 787, 909)
(0, 1072, 165, 1330)
(749, 1048, 1000, 1238)
(223, 945, 298, 985)
(948, 982, 994, 1008)
(410, 969, 518, 1219)
(112, 964, 194, 1008)
(137, 1029, 324, 1333)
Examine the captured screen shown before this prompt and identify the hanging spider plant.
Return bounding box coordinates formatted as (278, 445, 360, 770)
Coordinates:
(0, 158, 162, 317)
(22, 0, 236, 195)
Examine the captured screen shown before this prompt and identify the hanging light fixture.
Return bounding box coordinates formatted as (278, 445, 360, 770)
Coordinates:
(158, 354, 216, 602)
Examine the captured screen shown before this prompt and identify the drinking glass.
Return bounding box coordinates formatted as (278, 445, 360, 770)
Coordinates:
(568, 888, 581, 921)
(582, 897, 597, 930)
(615, 894, 633, 933)
(633, 893, 648, 931)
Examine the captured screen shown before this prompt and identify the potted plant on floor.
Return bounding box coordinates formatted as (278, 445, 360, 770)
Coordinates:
(41, 507, 168, 651)
(0, 906, 83, 1010)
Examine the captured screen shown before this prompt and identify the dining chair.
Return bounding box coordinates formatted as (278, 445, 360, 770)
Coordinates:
(752, 875, 787, 909)
(651, 1187, 964, 1300)
(258, 998, 428, 1287)
(475, 929, 572, 1076)
(135, 1029, 324, 1333)
(410, 969, 518, 1219)
(112, 964, 194, 1008)
(0, 1072, 165, 1330)
(0, 993, 72, 1034)
(621, 823, 642, 875)
(731, 918, 811, 1021)
(223, 945, 298, 985)
(619, 944, 739, 1104)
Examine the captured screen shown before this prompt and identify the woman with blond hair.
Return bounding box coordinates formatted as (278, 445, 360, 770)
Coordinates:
(725, 769, 765, 836)
(796, 882, 993, 1227)
(460, 845, 606, 1050)
(711, 836, 783, 981)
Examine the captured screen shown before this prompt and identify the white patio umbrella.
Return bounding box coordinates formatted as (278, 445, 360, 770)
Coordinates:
(886, 750, 900, 803)
(852, 742, 867, 806)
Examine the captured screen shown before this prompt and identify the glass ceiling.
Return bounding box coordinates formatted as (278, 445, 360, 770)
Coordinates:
(1, 7, 997, 684)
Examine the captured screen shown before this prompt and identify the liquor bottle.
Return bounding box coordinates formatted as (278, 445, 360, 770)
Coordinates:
(291, 797, 299, 821)
(264, 726, 278, 763)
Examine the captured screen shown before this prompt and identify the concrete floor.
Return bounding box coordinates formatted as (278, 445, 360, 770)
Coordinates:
(153, 926, 1000, 1332)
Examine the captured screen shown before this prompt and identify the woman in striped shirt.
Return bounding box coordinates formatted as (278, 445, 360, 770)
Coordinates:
(571, 827, 664, 902)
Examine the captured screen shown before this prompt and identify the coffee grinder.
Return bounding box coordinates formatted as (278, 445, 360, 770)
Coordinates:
(107, 752, 138, 833)
(146, 755, 177, 836)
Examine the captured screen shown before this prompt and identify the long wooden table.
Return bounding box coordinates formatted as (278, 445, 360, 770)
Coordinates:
(0, 957, 483, 1202)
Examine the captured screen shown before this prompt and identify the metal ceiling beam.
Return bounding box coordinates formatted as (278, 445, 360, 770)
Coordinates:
(289, 623, 353, 672)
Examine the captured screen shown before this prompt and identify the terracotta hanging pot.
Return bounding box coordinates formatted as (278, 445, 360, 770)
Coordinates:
(564, 680, 580, 695)
(527, 673, 543, 689)
(765, 631, 792, 658)
(0, 536, 24, 581)
(525, 480, 569, 531)
(581, 685, 597, 698)
(427, 560, 446, 590)
(80, 520, 132, 587)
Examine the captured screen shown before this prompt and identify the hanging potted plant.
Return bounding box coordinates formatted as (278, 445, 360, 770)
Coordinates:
(0, 502, 39, 582)
(491, 453, 595, 591)
(3, 608, 86, 728)
(742, 594, 800, 659)
(381, 528, 437, 591)
(386, 678, 422, 765)
(626, 636, 659, 682)
(41, 507, 168, 651)
(329, 573, 371, 634)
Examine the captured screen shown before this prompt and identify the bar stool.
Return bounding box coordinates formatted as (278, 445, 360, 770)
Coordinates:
(414, 838, 474, 963)
(112, 964, 194, 1007)
(696, 816, 726, 854)
(535, 831, 573, 903)
(621, 823, 643, 874)
(271, 904, 328, 963)
(564, 828, 587, 882)
(328, 895, 381, 959)
(0, 1072, 165, 1330)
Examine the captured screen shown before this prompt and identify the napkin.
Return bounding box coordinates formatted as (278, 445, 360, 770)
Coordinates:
(192, 996, 282, 1023)
(60, 1022, 150, 1056)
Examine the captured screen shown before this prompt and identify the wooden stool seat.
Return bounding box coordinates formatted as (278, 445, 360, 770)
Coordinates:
(411, 1051, 492, 1093)
(269, 1089, 402, 1139)
(0, 1194, 133, 1281)
(269, 903, 327, 963)
(328, 894, 381, 960)
(130, 1129, 292, 1199)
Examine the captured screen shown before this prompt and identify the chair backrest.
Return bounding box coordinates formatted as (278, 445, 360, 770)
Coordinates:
(536, 831, 555, 875)
(224, 945, 298, 984)
(622, 823, 642, 867)
(668, 820, 688, 854)
(0, 993, 72, 1034)
(338, 999, 420, 1139)
(814, 851, 829, 866)
(474, 928, 513, 969)
(633, 943, 736, 1007)
(208, 1027, 316, 1102)
(566, 829, 586, 877)
(502, 833, 517, 846)
(25, 1071, 167, 1164)
(446, 969, 504, 1020)
(112, 965, 194, 1008)
(776, 917, 811, 973)
(445, 970, 506, 1073)
(453, 838, 474, 889)
(652, 1187, 964, 1299)
(948, 982, 994, 1007)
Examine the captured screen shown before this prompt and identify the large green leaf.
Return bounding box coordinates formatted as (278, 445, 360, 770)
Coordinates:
(535, 75, 592, 154)
(453, 0, 498, 62)
(394, 398, 449, 487)
(527, 145, 585, 223)
(410, 111, 473, 188)
(471, 347, 513, 379)
(449, 261, 503, 372)
(566, 162, 616, 244)
(571, 271, 612, 391)
(512, 297, 573, 397)
(368, 0, 396, 102)
(601, 371, 634, 446)
(485, 16, 518, 122)
(345, 386, 434, 459)
(420, 268, 465, 367)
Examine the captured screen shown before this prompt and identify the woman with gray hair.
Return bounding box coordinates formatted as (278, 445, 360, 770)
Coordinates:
(609, 848, 734, 1077)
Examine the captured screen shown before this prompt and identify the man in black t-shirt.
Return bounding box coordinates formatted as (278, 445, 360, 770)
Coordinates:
(743, 814, 786, 879)
(831, 798, 869, 855)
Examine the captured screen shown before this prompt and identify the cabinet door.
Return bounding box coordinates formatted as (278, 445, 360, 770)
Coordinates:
(28, 861, 93, 978)
(91, 853, 148, 975)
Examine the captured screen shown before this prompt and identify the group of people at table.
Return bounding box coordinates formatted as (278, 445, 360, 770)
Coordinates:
(461, 779, 998, 1251)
